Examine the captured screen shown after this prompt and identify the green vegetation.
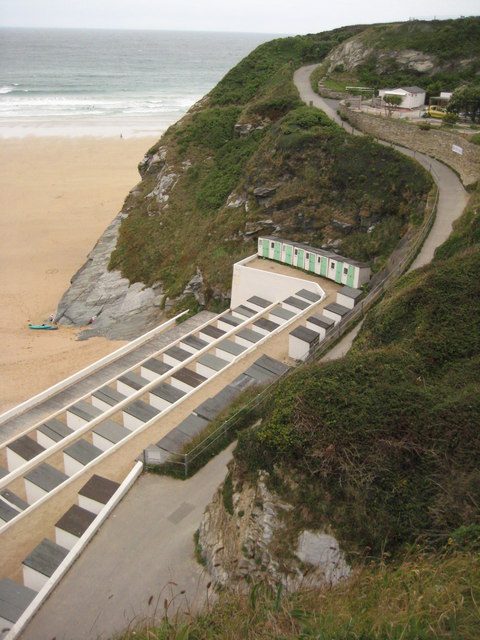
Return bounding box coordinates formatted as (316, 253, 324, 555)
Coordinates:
(109, 26, 431, 305)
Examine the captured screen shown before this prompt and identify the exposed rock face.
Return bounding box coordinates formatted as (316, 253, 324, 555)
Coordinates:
(54, 211, 165, 341)
(198, 466, 351, 591)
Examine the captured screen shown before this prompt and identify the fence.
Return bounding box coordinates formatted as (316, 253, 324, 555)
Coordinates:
(146, 169, 439, 477)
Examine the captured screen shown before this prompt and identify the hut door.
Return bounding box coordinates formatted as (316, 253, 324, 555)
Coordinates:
(297, 249, 304, 268)
(320, 257, 328, 277)
(262, 239, 269, 258)
(347, 264, 355, 287)
(309, 253, 316, 272)
(285, 245, 293, 265)
(335, 261, 343, 283)
(274, 242, 281, 261)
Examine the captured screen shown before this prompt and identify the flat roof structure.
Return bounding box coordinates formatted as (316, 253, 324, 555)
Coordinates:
(255, 354, 290, 377)
(78, 474, 119, 505)
(67, 401, 102, 422)
(37, 419, 73, 443)
(0, 466, 6, 479)
(141, 358, 172, 376)
(0, 498, 19, 523)
(24, 463, 68, 493)
(0, 578, 36, 625)
(230, 373, 257, 392)
(324, 302, 350, 317)
(247, 295, 272, 309)
(306, 313, 335, 330)
(7, 435, 44, 461)
(197, 353, 229, 373)
(177, 413, 210, 438)
(64, 440, 102, 466)
(156, 429, 190, 454)
(252, 317, 279, 334)
(123, 400, 160, 423)
(164, 345, 191, 363)
(91, 386, 127, 407)
(289, 326, 320, 345)
(92, 420, 129, 445)
(117, 372, 150, 391)
(269, 306, 295, 321)
(295, 288, 321, 303)
(232, 305, 256, 319)
(244, 363, 277, 385)
(22, 538, 68, 578)
(194, 385, 239, 422)
(218, 313, 243, 328)
(236, 328, 263, 344)
(55, 504, 96, 538)
(338, 285, 363, 301)
(216, 338, 246, 358)
(259, 235, 370, 268)
(150, 382, 186, 404)
(200, 325, 226, 340)
(171, 368, 206, 389)
(180, 334, 209, 351)
(283, 296, 309, 310)
(1, 489, 28, 511)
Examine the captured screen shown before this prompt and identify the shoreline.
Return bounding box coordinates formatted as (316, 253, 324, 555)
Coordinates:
(0, 134, 158, 415)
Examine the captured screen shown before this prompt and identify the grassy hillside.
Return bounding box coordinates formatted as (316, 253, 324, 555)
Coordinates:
(315, 16, 480, 97)
(108, 27, 431, 308)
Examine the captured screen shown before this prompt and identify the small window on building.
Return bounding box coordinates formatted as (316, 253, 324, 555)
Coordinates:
(317, 256, 321, 263)
(331, 262, 335, 269)
(271, 242, 274, 249)
(294, 249, 298, 256)
(344, 267, 348, 275)
(306, 252, 309, 260)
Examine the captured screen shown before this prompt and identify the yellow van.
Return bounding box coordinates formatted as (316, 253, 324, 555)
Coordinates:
(429, 105, 447, 119)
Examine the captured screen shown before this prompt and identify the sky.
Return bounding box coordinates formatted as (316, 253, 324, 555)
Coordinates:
(0, 0, 478, 34)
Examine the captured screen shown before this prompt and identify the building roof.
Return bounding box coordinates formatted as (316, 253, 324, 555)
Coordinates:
(78, 474, 119, 504)
(123, 400, 160, 423)
(67, 400, 102, 421)
(295, 288, 321, 303)
(180, 334, 209, 350)
(64, 440, 103, 466)
(141, 358, 172, 376)
(253, 317, 279, 333)
(216, 338, 246, 357)
(338, 285, 363, 300)
(307, 313, 335, 329)
(7, 435, 45, 461)
(194, 385, 240, 422)
(22, 538, 68, 577)
(0, 466, 7, 479)
(197, 353, 229, 372)
(269, 305, 295, 321)
(0, 498, 19, 523)
(257, 236, 370, 268)
(283, 296, 309, 310)
(247, 295, 272, 308)
(164, 345, 192, 363)
(324, 302, 351, 316)
(232, 305, 256, 318)
(236, 328, 263, 344)
(156, 429, 190, 454)
(255, 354, 290, 377)
(200, 325, 226, 339)
(91, 386, 127, 407)
(177, 413, 210, 438)
(230, 373, 257, 392)
(401, 86, 425, 94)
(37, 419, 73, 443)
(24, 462, 68, 492)
(218, 313, 243, 327)
(55, 504, 96, 537)
(150, 381, 186, 403)
(117, 372, 150, 391)
(0, 578, 37, 624)
(171, 367, 207, 388)
(92, 420, 129, 444)
(244, 363, 277, 385)
(1, 488, 28, 511)
(290, 325, 320, 345)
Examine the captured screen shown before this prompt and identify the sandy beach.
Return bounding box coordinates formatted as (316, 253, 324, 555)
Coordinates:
(0, 135, 158, 414)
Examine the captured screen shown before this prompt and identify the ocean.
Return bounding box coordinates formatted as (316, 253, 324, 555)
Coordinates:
(0, 28, 277, 138)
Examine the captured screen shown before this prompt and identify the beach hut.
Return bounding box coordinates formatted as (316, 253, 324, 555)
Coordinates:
(77, 474, 119, 515)
(163, 345, 192, 368)
(55, 504, 96, 551)
(255, 354, 291, 378)
(215, 338, 246, 362)
(258, 236, 283, 260)
(0, 578, 36, 635)
(122, 400, 160, 431)
(323, 302, 351, 325)
(179, 334, 209, 354)
(66, 400, 102, 430)
(0, 488, 28, 518)
(247, 295, 272, 313)
(92, 420, 130, 451)
(117, 372, 150, 397)
(63, 440, 103, 476)
(156, 414, 210, 460)
(140, 358, 172, 382)
(268, 305, 295, 325)
(306, 313, 335, 339)
(288, 326, 319, 361)
(6, 435, 45, 472)
(336, 285, 363, 309)
(37, 419, 73, 449)
(217, 313, 243, 332)
(295, 288, 321, 304)
(194, 385, 239, 422)
(0, 497, 21, 526)
(231, 305, 257, 321)
(149, 381, 185, 411)
(336, 258, 370, 288)
(198, 324, 226, 344)
(91, 386, 127, 412)
(243, 363, 276, 385)
(252, 317, 279, 336)
(234, 327, 263, 349)
(22, 539, 69, 591)
(196, 353, 229, 379)
(24, 463, 68, 504)
(282, 295, 310, 314)
(170, 368, 206, 393)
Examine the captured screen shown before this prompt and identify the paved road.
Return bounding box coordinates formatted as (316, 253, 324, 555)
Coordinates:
(20, 443, 235, 640)
(293, 65, 469, 270)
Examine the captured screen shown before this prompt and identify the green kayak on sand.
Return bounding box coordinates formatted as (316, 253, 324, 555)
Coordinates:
(28, 323, 58, 331)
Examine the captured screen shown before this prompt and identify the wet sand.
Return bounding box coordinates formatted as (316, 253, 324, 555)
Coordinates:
(0, 135, 158, 414)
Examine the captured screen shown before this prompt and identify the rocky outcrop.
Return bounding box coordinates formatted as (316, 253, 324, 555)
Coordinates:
(198, 467, 351, 591)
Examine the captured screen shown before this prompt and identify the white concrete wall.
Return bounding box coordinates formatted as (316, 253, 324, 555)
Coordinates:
(116, 380, 137, 397)
(170, 377, 194, 394)
(63, 454, 84, 477)
(65, 412, 88, 431)
(305, 321, 327, 339)
(217, 318, 238, 332)
(122, 413, 143, 432)
(6, 449, 27, 472)
(198, 330, 216, 344)
(22, 566, 47, 592)
(55, 527, 80, 551)
(24, 481, 47, 505)
(91, 397, 112, 412)
(356, 267, 371, 287)
(282, 301, 302, 314)
(234, 335, 255, 349)
(36, 432, 56, 449)
(163, 353, 184, 367)
(215, 347, 235, 362)
(149, 394, 171, 411)
(231, 254, 324, 309)
(139, 366, 159, 382)
(323, 309, 342, 325)
(92, 433, 114, 452)
(178, 341, 198, 354)
(288, 335, 310, 361)
(195, 363, 215, 379)
(78, 495, 104, 515)
(1, 613, 12, 637)
(337, 293, 356, 309)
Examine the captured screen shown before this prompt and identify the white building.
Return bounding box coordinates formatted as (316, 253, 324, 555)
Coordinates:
(378, 86, 426, 110)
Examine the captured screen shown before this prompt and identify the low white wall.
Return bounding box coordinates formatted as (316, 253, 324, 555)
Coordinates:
(231, 255, 325, 309)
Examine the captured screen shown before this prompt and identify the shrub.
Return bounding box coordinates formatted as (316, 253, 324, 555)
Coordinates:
(418, 121, 431, 130)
